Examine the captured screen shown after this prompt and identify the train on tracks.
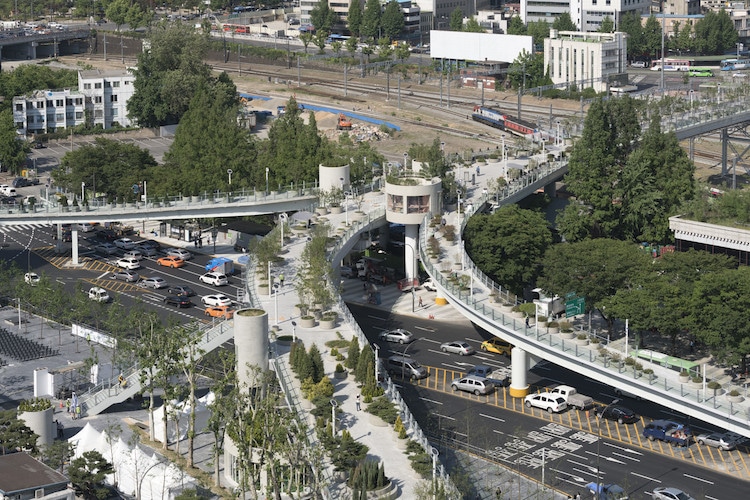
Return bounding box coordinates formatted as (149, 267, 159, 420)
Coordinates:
(471, 106, 537, 136)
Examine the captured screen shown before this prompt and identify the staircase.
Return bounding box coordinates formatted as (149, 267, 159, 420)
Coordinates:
(80, 320, 235, 416)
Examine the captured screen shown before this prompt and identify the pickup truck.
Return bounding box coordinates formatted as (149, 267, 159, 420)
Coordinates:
(643, 419, 692, 447)
(466, 365, 511, 387)
(549, 385, 594, 410)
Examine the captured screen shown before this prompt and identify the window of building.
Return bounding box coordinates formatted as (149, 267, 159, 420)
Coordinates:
(387, 194, 404, 213)
(406, 195, 430, 214)
(15, 104, 23, 111)
(112, 108, 118, 116)
(67, 112, 74, 121)
(46, 100, 53, 107)
(15, 121, 23, 129)
(112, 81, 120, 87)
(66, 98, 72, 106)
(56, 113, 64, 121)
(75, 111, 83, 120)
(75, 98, 83, 106)
(110, 94, 118, 102)
(104, 81, 111, 87)
(94, 110, 103, 118)
(95, 96, 102, 104)
(55, 99, 63, 107)
(36, 101, 44, 109)
(94, 82, 102, 89)
(83, 83, 91, 90)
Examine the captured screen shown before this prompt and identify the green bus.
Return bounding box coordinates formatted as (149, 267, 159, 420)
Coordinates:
(688, 67, 714, 77)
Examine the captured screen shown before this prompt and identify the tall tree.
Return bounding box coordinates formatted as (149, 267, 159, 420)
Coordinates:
(0, 109, 28, 175)
(449, 7, 464, 31)
(618, 11, 645, 60)
(68, 451, 114, 500)
(643, 15, 663, 58)
(464, 18, 485, 33)
(552, 13, 577, 32)
(105, 0, 129, 31)
(173, 322, 206, 469)
(361, 0, 382, 41)
(347, 0, 363, 37)
(598, 16, 615, 33)
(464, 205, 553, 294)
(526, 20, 550, 48)
(693, 9, 738, 55)
(381, 0, 405, 41)
(310, 0, 337, 35)
(0, 409, 37, 454)
(506, 16, 526, 35)
(507, 50, 549, 90)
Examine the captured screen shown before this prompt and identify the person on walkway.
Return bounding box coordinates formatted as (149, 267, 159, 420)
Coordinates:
(279, 273, 285, 286)
(418, 296, 423, 308)
(65, 399, 70, 414)
(525, 316, 530, 328)
(356, 394, 361, 411)
(75, 405, 81, 420)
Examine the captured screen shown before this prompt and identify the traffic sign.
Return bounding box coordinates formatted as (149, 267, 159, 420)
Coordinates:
(565, 296, 585, 317)
(132, 184, 140, 194)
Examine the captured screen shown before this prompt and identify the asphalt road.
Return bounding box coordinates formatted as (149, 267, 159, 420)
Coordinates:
(348, 303, 746, 499)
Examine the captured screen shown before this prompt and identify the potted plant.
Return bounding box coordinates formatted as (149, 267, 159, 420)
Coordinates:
(334, 363, 347, 380)
(575, 333, 589, 346)
(537, 315, 548, 328)
(727, 389, 744, 403)
(679, 370, 690, 383)
(707, 380, 723, 396)
(299, 315, 316, 328)
(257, 282, 270, 295)
(510, 305, 525, 319)
(320, 311, 338, 329)
(644, 368, 656, 381)
(547, 321, 560, 334)
(559, 321, 575, 339)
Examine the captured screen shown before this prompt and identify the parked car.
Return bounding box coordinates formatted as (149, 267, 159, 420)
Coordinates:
(140, 239, 162, 250)
(95, 243, 118, 255)
(440, 341, 475, 356)
(201, 294, 232, 307)
(122, 250, 143, 261)
(651, 487, 695, 500)
(166, 248, 192, 260)
(204, 305, 234, 319)
(643, 420, 691, 447)
(24, 272, 40, 285)
(12, 177, 39, 188)
(695, 432, 737, 451)
(595, 405, 639, 424)
(116, 258, 141, 270)
(157, 255, 185, 268)
(139, 277, 168, 289)
(88, 287, 111, 303)
(114, 238, 136, 250)
(386, 355, 428, 380)
(200, 272, 229, 286)
(168, 285, 196, 297)
(524, 392, 567, 413)
(164, 295, 192, 308)
(378, 328, 414, 344)
(585, 482, 628, 500)
(134, 244, 158, 257)
(95, 229, 118, 241)
(111, 270, 139, 282)
(480, 338, 513, 356)
(451, 375, 494, 395)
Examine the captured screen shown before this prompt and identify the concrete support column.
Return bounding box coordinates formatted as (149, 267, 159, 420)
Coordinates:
(404, 224, 418, 280)
(544, 182, 557, 198)
(71, 229, 79, 265)
(509, 346, 530, 398)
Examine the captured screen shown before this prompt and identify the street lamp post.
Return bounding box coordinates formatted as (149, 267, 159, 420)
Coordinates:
(502, 133, 507, 175)
(374, 343, 380, 382)
(330, 399, 338, 438)
(279, 213, 287, 248)
(273, 282, 279, 326)
(227, 168, 233, 186)
(556, 120, 561, 147)
(81, 182, 85, 203)
(456, 189, 462, 271)
(431, 447, 439, 500)
(291, 321, 297, 343)
(265, 167, 269, 195)
(403, 152, 408, 171)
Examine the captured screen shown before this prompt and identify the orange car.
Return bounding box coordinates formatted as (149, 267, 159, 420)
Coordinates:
(157, 255, 185, 268)
(204, 306, 234, 319)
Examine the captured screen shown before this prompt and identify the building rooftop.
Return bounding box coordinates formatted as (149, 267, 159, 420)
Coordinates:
(0, 453, 69, 494)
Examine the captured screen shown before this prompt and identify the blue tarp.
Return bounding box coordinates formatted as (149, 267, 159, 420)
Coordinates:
(206, 257, 234, 274)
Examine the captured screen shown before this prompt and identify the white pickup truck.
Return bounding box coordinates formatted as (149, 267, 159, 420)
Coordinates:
(549, 385, 594, 411)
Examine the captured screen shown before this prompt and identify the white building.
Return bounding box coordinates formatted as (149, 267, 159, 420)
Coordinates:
(12, 69, 135, 136)
(521, 0, 651, 32)
(544, 30, 628, 93)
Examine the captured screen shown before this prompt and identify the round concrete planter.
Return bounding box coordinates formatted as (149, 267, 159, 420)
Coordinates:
(574, 338, 589, 346)
(334, 370, 348, 380)
(547, 327, 560, 334)
(679, 375, 691, 384)
(316, 207, 329, 216)
(343, 480, 397, 500)
(726, 394, 745, 404)
(330, 205, 343, 214)
(299, 316, 316, 328)
(257, 284, 270, 295)
(559, 332, 576, 340)
(319, 319, 337, 329)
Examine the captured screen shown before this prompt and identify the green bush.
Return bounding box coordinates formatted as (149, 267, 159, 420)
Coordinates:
(559, 321, 573, 332)
(624, 357, 636, 366)
(330, 347, 339, 357)
(365, 397, 399, 425)
(348, 459, 387, 492)
(394, 415, 407, 439)
(346, 337, 360, 370)
(19, 397, 52, 412)
(322, 429, 369, 472)
(707, 380, 722, 390)
(518, 303, 536, 316)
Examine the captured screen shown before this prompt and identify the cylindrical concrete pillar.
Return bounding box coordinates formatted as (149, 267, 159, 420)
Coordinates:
(509, 346, 530, 398)
(404, 225, 418, 280)
(233, 308, 269, 389)
(19, 406, 54, 448)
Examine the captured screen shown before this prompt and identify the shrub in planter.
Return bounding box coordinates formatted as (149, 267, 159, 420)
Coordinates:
(634, 362, 643, 371)
(591, 337, 600, 344)
(559, 321, 573, 332)
(707, 381, 722, 391)
(330, 347, 339, 357)
(518, 303, 536, 317)
(680, 370, 689, 378)
(547, 321, 559, 329)
(394, 415, 407, 439)
(443, 225, 456, 242)
(348, 458, 388, 492)
(624, 357, 636, 366)
(609, 352, 621, 363)
(335, 363, 346, 373)
(576, 333, 588, 340)
(19, 397, 52, 412)
(643, 368, 654, 375)
(692, 376, 703, 384)
(537, 315, 548, 323)
(366, 396, 399, 425)
(729, 389, 741, 397)
(336, 353, 345, 361)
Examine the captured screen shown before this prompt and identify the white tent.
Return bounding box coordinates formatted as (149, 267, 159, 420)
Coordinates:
(152, 392, 214, 444)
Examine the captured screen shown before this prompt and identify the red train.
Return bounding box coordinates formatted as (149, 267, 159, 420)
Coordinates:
(471, 106, 537, 136)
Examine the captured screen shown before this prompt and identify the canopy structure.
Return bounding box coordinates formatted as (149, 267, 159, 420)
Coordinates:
(292, 210, 316, 222)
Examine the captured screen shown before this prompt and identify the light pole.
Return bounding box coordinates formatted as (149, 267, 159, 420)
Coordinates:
(595, 398, 620, 495)
(502, 134, 507, 175)
(403, 152, 408, 171)
(279, 213, 287, 248)
(456, 189, 462, 271)
(556, 120, 561, 147)
(374, 343, 380, 382)
(404, 242, 418, 312)
(265, 167, 269, 195)
(431, 447, 439, 500)
(273, 282, 280, 326)
(227, 168, 233, 186)
(291, 321, 297, 343)
(81, 182, 85, 203)
(330, 399, 338, 438)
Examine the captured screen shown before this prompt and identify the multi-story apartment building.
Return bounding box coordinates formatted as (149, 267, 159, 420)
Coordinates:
(12, 69, 135, 136)
(544, 30, 628, 92)
(522, 0, 650, 32)
(301, 0, 421, 37)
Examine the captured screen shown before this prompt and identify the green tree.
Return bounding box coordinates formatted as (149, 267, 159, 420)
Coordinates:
(693, 9, 738, 55)
(619, 11, 645, 60)
(346, 36, 359, 56)
(464, 205, 553, 294)
(127, 23, 214, 127)
(552, 13, 577, 32)
(449, 8, 464, 31)
(309, 344, 325, 383)
(526, 20, 550, 48)
(538, 239, 650, 321)
(348, 0, 363, 37)
(310, 0, 338, 34)
(674, 21, 694, 54)
(41, 440, 75, 472)
(172, 323, 206, 469)
(125, 2, 151, 30)
(598, 16, 615, 33)
(361, 0, 382, 41)
(54, 138, 157, 202)
(346, 336, 360, 370)
(0, 66, 77, 113)
(300, 31, 314, 53)
(0, 409, 37, 455)
(105, 0, 130, 31)
(506, 16, 526, 35)
(381, 0, 405, 41)
(507, 50, 549, 90)
(643, 15, 663, 58)
(0, 109, 28, 175)
(464, 18, 485, 33)
(68, 450, 114, 500)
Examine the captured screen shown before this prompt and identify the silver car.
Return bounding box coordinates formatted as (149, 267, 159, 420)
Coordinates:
(652, 487, 696, 500)
(695, 432, 737, 451)
(378, 328, 414, 344)
(451, 376, 494, 395)
(139, 277, 168, 289)
(440, 341, 475, 356)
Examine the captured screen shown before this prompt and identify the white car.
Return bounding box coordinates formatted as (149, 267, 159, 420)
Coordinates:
(167, 248, 192, 261)
(88, 287, 111, 303)
(201, 294, 232, 307)
(524, 392, 567, 413)
(24, 272, 40, 285)
(451, 376, 494, 395)
(139, 277, 168, 289)
(652, 487, 696, 500)
(114, 238, 136, 250)
(116, 258, 141, 270)
(200, 272, 228, 286)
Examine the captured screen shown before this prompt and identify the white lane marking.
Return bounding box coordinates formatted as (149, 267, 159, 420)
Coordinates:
(430, 349, 451, 356)
(683, 473, 713, 485)
(433, 413, 454, 420)
(367, 314, 388, 321)
(418, 397, 443, 405)
(611, 451, 640, 462)
(479, 413, 505, 423)
(421, 337, 442, 345)
(414, 325, 436, 332)
(630, 472, 660, 483)
(601, 441, 643, 455)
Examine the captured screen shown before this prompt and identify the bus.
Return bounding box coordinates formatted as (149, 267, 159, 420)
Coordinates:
(650, 58, 692, 71)
(720, 58, 750, 71)
(326, 34, 350, 44)
(688, 67, 714, 77)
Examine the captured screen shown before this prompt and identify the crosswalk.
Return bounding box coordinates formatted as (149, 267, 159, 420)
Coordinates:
(0, 223, 51, 233)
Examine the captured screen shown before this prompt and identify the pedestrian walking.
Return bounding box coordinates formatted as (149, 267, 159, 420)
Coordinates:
(65, 399, 70, 414)
(525, 316, 530, 328)
(279, 273, 285, 286)
(356, 394, 361, 411)
(689, 340, 695, 353)
(418, 296, 423, 308)
(75, 405, 81, 420)
(363, 282, 367, 291)
(199, 237, 203, 248)
(476, 165, 481, 176)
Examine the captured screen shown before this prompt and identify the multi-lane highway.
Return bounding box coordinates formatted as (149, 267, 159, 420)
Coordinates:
(348, 303, 748, 499)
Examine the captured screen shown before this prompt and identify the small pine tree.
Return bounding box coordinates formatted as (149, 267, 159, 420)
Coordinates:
(355, 344, 374, 382)
(289, 340, 301, 372)
(346, 336, 360, 370)
(297, 349, 314, 382)
(309, 344, 324, 383)
(394, 415, 407, 439)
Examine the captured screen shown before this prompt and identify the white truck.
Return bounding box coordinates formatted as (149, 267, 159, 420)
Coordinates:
(549, 385, 594, 411)
(532, 288, 565, 319)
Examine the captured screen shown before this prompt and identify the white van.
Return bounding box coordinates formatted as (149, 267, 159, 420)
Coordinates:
(631, 61, 647, 68)
(88, 287, 111, 303)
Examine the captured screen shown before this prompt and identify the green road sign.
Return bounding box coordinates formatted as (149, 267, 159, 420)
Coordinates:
(565, 297, 585, 317)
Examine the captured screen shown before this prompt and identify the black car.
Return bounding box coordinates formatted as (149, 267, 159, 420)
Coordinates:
(168, 285, 196, 297)
(164, 295, 192, 308)
(12, 177, 39, 188)
(140, 239, 162, 250)
(95, 229, 118, 241)
(595, 404, 640, 424)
